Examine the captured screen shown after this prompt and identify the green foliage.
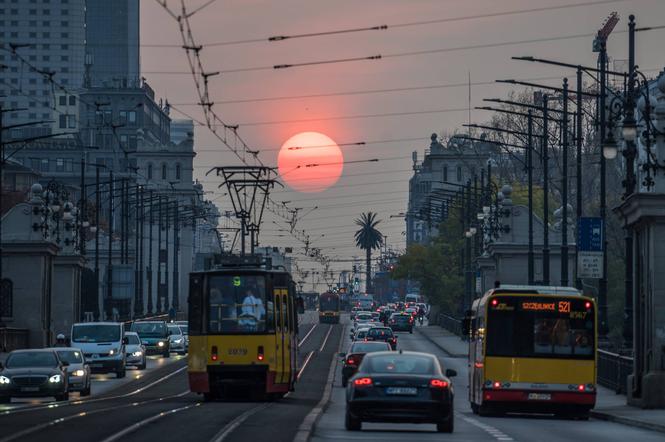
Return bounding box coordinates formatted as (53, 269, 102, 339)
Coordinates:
(354, 212, 383, 291)
(392, 207, 464, 313)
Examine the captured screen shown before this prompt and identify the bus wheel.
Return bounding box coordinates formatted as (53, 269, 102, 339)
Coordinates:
(478, 404, 498, 417)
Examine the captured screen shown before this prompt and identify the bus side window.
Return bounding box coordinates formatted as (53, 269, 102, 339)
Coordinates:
(189, 275, 204, 335)
(275, 293, 282, 333)
(283, 293, 290, 332)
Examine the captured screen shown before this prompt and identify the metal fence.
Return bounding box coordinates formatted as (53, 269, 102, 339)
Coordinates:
(0, 327, 29, 352)
(437, 313, 463, 337)
(597, 349, 633, 394)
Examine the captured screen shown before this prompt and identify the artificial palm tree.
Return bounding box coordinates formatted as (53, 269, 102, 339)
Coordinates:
(354, 212, 384, 293)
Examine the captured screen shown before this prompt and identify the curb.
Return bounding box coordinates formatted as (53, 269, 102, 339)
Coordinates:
(590, 410, 665, 434)
(415, 326, 467, 358)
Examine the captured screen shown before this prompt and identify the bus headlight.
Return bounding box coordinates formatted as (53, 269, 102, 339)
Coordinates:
(48, 374, 62, 383)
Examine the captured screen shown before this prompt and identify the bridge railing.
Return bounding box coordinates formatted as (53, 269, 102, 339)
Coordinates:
(0, 327, 29, 352)
(597, 349, 633, 394)
(437, 313, 463, 337)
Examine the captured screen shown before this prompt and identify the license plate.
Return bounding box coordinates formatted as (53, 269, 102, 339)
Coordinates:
(21, 387, 39, 392)
(528, 393, 551, 401)
(90, 364, 103, 368)
(385, 387, 417, 396)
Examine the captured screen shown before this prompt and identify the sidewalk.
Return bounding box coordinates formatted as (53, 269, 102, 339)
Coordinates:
(416, 325, 665, 434)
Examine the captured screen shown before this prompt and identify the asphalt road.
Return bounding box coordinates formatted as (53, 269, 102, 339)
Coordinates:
(311, 317, 665, 442)
(0, 311, 343, 442)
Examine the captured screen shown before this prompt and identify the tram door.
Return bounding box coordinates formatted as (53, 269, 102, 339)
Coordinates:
(274, 288, 287, 384)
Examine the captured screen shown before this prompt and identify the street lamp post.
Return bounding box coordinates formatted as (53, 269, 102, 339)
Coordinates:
(527, 110, 535, 284)
(561, 78, 570, 286)
(542, 94, 550, 286)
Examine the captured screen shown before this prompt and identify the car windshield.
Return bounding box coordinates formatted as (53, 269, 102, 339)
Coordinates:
(350, 342, 391, 353)
(6, 352, 58, 368)
(55, 350, 83, 364)
(125, 334, 141, 345)
(72, 324, 121, 343)
(368, 328, 393, 338)
(167, 325, 182, 336)
(356, 330, 369, 339)
(178, 325, 188, 335)
(207, 274, 270, 334)
(364, 354, 435, 375)
(356, 314, 372, 321)
(132, 322, 167, 336)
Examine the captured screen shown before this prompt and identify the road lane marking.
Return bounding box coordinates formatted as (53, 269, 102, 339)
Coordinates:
(209, 403, 270, 442)
(299, 323, 319, 347)
(459, 414, 515, 441)
(319, 325, 334, 352)
(0, 364, 188, 416)
(297, 351, 315, 381)
(101, 400, 201, 442)
(0, 391, 191, 442)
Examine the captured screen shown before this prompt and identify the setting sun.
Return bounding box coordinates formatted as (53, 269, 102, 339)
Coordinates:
(277, 131, 344, 193)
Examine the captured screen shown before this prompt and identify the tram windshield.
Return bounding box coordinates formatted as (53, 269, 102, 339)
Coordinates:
(207, 275, 271, 333)
(319, 294, 340, 312)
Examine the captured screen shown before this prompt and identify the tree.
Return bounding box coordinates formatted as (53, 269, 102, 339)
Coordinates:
(354, 212, 383, 292)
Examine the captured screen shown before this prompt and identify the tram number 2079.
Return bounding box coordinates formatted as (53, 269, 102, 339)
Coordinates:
(228, 348, 248, 356)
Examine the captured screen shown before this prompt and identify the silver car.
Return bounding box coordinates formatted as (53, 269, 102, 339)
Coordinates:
(55, 348, 91, 396)
(124, 332, 147, 370)
(174, 321, 189, 351)
(167, 324, 186, 355)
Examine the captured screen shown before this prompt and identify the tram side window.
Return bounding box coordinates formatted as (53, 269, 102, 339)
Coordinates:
(283, 294, 290, 332)
(207, 275, 268, 333)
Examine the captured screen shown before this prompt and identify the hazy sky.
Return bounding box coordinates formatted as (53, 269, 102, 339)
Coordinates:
(141, 0, 665, 287)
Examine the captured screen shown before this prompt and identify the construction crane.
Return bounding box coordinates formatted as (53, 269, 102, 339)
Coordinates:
(593, 12, 620, 52)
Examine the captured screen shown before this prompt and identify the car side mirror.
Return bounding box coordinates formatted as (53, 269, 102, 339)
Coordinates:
(338, 352, 346, 359)
(445, 369, 457, 378)
(122, 337, 129, 345)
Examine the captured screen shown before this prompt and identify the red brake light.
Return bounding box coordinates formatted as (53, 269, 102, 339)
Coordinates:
(491, 299, 498, 306)
(585, 301, 592, 309)
(354, 377, 373, 387)
(430, 379, 449, 388)
(257, 345, 264, 361)
(346, 357, 356, 365)
(211, 345, 218, 361)
(493, 381, 501, 389)
(577, 384, 585, 391)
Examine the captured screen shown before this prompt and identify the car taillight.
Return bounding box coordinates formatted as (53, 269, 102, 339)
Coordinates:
(211, 345, 218, 361)
(430, 379, 449, 388)
(354, 377, 373, 387)
(346, 357, 356, 365)
(257, 345, 264, 361)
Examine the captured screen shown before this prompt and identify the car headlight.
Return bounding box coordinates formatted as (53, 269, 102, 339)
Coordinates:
(72, 370, 85, 377)
(108, 349, 116, 356)
(132, 351, 143, 357)
(173, 338, 183, 344)
(48, 374, 62, 383)
(157, 341, 165, 347)
(0, 376, 10, 385)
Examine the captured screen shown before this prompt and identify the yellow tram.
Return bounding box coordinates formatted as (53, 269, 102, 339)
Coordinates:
(318, 292, 341, 324)
(188, 257, 298, 400)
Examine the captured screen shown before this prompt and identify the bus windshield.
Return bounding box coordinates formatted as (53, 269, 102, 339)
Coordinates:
(486, 296, 594, 360)
(72, 324, 121, 343)
(208, 274, 270, 334)
(319, 294, 339, 312)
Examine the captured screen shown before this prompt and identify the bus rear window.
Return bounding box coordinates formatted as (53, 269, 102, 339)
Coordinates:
(486, 296, 594, 359)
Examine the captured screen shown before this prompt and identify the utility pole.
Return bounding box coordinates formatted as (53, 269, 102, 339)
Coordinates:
(138, 186, 145, 317)
(528, 110, 535, 284)
(157, 195, 163, 313)
(576, 67, 584, 290)
(542, 95, 550, 285)
(79, 158, 86, 255)
(561, 78, 570, 286)
(106, 171, 114, 320)
(94, 167, 101, 320)
(147, 190, 154, 315)
(133, 184, 141, 318)
(164, 198, 170, 311)
(120, 179, 125, 264)
(172, 200, 180, 312)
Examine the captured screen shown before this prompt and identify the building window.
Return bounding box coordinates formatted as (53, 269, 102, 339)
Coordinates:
(147, 163, 153, 179)
(161, 164, 167, 180)
(59, 114, 67, 128)
(175, 164, 181, 180)
(58, 95, 66, 106)
(40, 158, 49, 172)
(56, 158, 65, 172)
(68, 95, 75, 106)
(0, 279, 13, 318)
(456, 166, 462, 182)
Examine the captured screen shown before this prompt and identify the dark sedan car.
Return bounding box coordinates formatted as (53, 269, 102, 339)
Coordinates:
(365, 327, 398, 350)
(345, 351, 456, 433)
(0, 349, 70, 403)
(340, 341, 392, 387)
(388, 313, 414, 333)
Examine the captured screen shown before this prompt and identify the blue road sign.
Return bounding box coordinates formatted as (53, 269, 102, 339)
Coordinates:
(577, 217, 603, 252)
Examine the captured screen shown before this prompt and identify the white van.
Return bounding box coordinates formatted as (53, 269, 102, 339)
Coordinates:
(70, 322, 127, 378)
